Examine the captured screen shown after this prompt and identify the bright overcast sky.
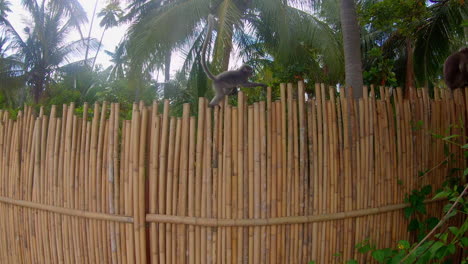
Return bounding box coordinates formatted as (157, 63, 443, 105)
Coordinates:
(7, 0, 249, 80)
(9, 0, 128, 68)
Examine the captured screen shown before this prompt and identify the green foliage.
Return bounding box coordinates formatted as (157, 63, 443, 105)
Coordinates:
(360, 0, 428, 36)
(363, 48, 397, 87)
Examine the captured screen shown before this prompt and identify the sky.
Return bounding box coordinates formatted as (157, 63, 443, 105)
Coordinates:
(9, 0, 128, 68)
(7, 0, 247, 81)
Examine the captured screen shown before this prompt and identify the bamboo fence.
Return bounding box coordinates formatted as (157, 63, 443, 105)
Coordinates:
(0, 82, 466, 263)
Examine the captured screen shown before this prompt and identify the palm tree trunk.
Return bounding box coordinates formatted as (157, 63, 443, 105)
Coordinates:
(85, 0, 99, 66)
(92, 27, 107, 70)
(340, 0, 363, 99)
(405, 38, 415, 93)
(213, 23, 233, 71)
(164, 50, 171, 98)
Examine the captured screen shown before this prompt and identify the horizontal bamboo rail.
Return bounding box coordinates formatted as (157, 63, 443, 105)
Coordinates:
(145, 198, 445, 226)
(0, 195, 444, 226)
(0, 196, 133, 223)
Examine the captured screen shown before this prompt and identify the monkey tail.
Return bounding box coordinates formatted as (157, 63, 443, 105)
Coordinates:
(201, 14, 217, 81)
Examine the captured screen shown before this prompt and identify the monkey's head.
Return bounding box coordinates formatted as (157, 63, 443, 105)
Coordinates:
(239, 64, 253, 77)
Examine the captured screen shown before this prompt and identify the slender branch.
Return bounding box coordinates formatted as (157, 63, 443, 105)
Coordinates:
(400, 184, 468, 263)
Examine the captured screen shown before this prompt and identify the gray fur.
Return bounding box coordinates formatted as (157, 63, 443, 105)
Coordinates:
(201, 15, 267, 107)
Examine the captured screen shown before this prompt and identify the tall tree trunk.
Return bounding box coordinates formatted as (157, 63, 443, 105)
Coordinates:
(164, 50, 171, 98)
(92, 27, 107, 70)
(84, 0, 99, 67)
(405, 38, 415, 92)
(213, 23, 233, 71)
(340, 0, 363, 99)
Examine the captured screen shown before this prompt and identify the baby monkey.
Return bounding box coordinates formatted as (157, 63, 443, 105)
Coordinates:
(444, 47, 468, 90)
(201, 14, 267, 107)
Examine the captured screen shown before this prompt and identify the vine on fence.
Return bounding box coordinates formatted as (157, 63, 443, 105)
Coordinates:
(310, 123, 468, 264)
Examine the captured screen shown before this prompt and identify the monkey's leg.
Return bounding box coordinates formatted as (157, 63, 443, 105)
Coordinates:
(241, 82, 267, 88)
(228, 88, 238, 96)
(209, 94, 224, 107)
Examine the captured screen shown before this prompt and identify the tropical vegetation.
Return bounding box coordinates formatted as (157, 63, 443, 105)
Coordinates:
(0, 0, 466, 107)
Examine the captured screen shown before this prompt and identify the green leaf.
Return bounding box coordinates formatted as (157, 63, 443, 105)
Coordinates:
(461, 144, 468, 149)
(448, 226, 459, 236)
(460, 237, 468, 247)
(408, 219, 420, 231)
(433, 191, 449, 200)
(397, 240, 410, 249)
(442, 135, 460, 140)
(447, 243, 456, 254)
(429, 241, 445, 256)
(425, 217, 439, 230)
(421, 185, 432, 195)
(346, 260, 358, 264)
(372, 250, 386, 263)
(404, 207, 414, 218)
(435, 245, 447, 259)
(415, 203, 427, 214)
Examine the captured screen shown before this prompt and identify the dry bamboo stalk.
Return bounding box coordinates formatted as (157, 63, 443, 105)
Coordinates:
(102, 119, 111, 264)
(212, 106, 220, 264)
(297, 82, 307, 263)
(205, 106, 213, 264)
(131, 108, 142, 263)
(258, 101, 267, 264)
(149, 101, 160, 263)
(224, 103, 233, 264)
(61, 103, 73, 264)
(247, 105, 254, 264)
(252, 103, 261, 264)
(196, 98, 206, 264)
(177, 104, 190, 264)
(270, 102, 278, 264)
(339, 87, 351, 260)
(164, 117, 177, 264)
(279, 84, 287, 264)
(158, 100, 170, 264)
(293, 85, 301, 264)
(231, 107, 238, 264)
(171, 118, 182, 263)
(138, 108, 148, 264)
(108, 104, 118, 264)
(237, 92, 245, 264)
(120, 120, 128, 263)
(187, 115, 197, 264)
(216, 103, 225, 264)
(265, 87, 272, 264)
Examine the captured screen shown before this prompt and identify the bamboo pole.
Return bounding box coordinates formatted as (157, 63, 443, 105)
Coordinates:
(177, 104, 190, 264)
(138, 108, 148, 264)
(247, 105, 254, 264)
(231, 107, 238, 264)
(158, 100, 170, 264)
(205, 106, 213, 264)
(237, 92, 245, 264)
(149, 101, 160, 263)
(171, 118, 182, 263)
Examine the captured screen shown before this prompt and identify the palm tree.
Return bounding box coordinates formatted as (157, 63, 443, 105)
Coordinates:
(0, 0, 97, 103)
(92, 2, 123, 70)
(340, 0, 363, 98)
(359, 0, 468, 92)
(105, 41, 128, 81)
(124, 0, 341, 99)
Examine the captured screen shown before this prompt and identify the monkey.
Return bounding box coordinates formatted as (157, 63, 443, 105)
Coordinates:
(201, 14, 267, 107)
(443, 47, 468, 90)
